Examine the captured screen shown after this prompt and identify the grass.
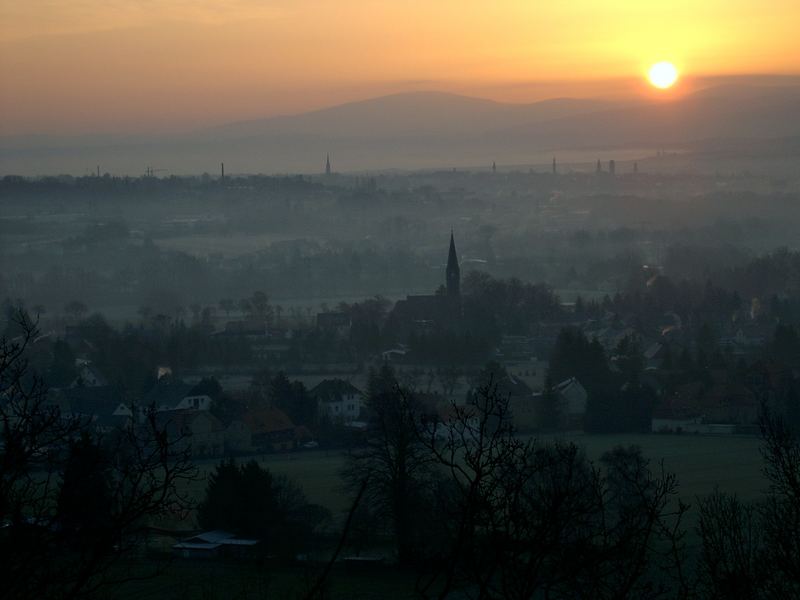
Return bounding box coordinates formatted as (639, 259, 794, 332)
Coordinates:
(113, 559, 417, 600)
(551, 432, 767, 502)
(125, 433, 768, 599)
(186, 433, 767, 520)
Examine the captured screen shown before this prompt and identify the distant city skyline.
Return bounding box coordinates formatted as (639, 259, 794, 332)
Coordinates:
(1, 1, 799, 136)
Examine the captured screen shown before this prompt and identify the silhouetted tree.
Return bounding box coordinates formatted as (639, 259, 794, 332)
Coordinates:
(198, 459, 329, 557)
(417, 383, 689, 599)
(0, 313, 196, 600)
(343, 364, 434, 565)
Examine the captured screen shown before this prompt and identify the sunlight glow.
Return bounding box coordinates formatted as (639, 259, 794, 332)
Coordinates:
(648, 62, 679, 89)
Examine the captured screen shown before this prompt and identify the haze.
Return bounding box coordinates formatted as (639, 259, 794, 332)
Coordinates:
(2, 0, 799, 137)
(5, 3, 800, 599)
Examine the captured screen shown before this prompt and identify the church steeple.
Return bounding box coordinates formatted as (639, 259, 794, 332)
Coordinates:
(325, 153, 331, 175)
(446, 231, 460, 297)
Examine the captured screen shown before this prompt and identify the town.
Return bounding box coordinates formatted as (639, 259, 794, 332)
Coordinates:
(3, 156, 800, 596)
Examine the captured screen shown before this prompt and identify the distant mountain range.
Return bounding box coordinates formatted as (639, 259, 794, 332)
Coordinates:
(2, 85, 799, 175)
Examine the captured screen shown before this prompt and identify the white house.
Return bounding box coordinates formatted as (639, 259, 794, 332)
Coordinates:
(311, 379, 363, 424)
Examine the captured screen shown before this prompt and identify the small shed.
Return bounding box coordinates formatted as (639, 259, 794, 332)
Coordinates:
(173, 530, 260, 559)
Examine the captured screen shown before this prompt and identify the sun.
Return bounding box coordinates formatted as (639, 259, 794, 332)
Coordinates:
(647, 61, 679, 89)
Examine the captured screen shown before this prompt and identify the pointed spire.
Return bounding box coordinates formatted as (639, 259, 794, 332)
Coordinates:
(325, 153, 331, 175)
(446, 230, 460, 297)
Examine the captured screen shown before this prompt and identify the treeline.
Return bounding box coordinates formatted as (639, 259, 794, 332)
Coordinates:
(573, 255, 800, 335)
(201, 364, 800, 598)
(343, 365, 800, 597)
(6, 313, 800, 598)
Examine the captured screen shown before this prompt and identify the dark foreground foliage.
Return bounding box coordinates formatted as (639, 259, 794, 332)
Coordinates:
(0, 314, 196, 600)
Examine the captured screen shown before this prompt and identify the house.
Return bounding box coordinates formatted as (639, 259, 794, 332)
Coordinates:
(554, 377, 588, 424)
(311, 379, 363, 424)
(653, 380, 759, 431)
(224, 419, 253, 454)
(143, 377, 212, 412)
(502, 358, 548, 393)
(243, 406, 296, 452)
(155, 410, 226, 457)
(520, 377, 588, 431)
(72, 360, 108, 387)
(51, 385, 133, 431)
(173, 530, 260, 559)
(484, 373, 535, 431)
(698, 383, 759, 425)
(425, 403, 480, 441)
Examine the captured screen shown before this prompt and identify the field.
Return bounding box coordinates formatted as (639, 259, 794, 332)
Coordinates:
(187, 432, 767, 520)
(122, 433, 767, 599)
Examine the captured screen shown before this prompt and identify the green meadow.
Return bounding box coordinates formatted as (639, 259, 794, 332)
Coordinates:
(186, 433, 767, 520)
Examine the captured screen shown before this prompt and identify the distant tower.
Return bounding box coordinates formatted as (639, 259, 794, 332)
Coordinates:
(633, 162, 639, 174)
(221, 162, 225, 180)
(446, 231, 461, 298)
(596, 159, 602, 174)
(609, 159, 616, 176)
(552, 156, 557, 175)
(492, 161, 496, 174)
(325, 154, 331, 175)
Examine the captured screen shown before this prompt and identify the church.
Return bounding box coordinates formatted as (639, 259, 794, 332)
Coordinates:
(385, 232, 463, 337)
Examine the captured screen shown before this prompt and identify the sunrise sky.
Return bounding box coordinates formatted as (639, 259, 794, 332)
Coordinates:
(1, 0, 799, 136)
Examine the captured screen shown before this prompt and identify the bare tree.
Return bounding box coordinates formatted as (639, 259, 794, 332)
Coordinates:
(0, 312, 196, 600)
(758, 407, 800, 589)
(696, 407, 800, 598)
(416, 379, 689, 600)
(342, 364, 435, 565)
(697, 491, 765, 599)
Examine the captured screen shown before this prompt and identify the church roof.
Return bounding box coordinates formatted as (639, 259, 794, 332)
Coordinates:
(447, 231, 459, 274)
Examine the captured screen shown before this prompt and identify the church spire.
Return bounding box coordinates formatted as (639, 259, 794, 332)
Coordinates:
(446, 230, 460, 297)
(325, 153, 331, 175)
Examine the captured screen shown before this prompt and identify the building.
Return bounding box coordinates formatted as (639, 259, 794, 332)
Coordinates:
(50, 385, 133, 431)
(73, 360, 108, 387)
(312, 379, 363, 424)
(243, 406, 296, 452)
(513, 377, 587, 431)
(554, 377, 588, 427)
(173, 530, 260, 559)
(143, 377, 213, 412)
(155, 410, 226, 457)
(386, 233, 462, 337)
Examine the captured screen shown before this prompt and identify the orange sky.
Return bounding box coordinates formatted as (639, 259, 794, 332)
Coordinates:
(1, 0, 799, 135)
